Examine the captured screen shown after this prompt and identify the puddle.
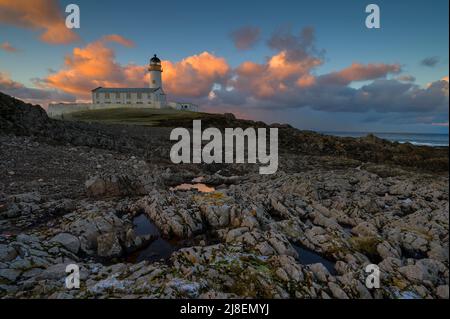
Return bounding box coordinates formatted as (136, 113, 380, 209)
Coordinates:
(292, 243, 337, 275)
(170, 183, 215, 193)
(127, 214, 181, 263)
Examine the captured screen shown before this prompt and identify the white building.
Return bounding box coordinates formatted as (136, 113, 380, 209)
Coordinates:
(48, 54, 198, 118)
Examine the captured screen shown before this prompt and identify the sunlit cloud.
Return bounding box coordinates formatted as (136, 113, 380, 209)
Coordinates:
(37, 37, 229, 100)
(0, 71, 75, 107)
(0, 41, 18, 52)
(163, 52, 230, 98)
(29, 26, 448, 127)
(0, 0, 79, 44)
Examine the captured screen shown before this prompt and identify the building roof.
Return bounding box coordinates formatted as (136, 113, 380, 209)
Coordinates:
(91, 87, 159, 93)
(150, 54, 161, 64)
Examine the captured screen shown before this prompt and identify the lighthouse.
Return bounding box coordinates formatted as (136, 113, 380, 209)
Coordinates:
(48, 54, 198, 118)
(149, 54, 163, 89)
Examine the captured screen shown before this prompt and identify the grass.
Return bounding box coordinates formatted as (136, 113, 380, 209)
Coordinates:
(66, 107, 210, 126)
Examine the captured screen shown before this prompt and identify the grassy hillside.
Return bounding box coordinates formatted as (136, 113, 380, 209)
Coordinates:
(66, 107, 212, 126)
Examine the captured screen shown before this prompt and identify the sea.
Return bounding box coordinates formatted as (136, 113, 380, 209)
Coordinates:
(321, 131, 449, 147)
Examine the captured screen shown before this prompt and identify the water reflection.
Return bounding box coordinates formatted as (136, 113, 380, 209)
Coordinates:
(170, 183, 215, 193)
(127, 214, 179, 263)
(292, 243, 337, 275)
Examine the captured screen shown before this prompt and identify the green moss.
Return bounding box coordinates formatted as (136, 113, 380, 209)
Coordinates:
(349, 236, 382, 261)
(67, 107, 210, 126)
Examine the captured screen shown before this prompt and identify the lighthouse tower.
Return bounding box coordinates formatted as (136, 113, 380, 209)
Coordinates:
(148, 54, 166, 107)
(149, 54, 163, 89)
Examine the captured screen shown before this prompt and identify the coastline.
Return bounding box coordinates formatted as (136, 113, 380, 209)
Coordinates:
(321, 131, 449, 148)
(0, 92, 448, 299)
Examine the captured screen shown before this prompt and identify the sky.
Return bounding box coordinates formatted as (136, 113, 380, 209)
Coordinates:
(0, 0, 448, 133)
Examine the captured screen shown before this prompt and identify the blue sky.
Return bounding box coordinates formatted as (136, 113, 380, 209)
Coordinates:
(0, 0, 448, 133)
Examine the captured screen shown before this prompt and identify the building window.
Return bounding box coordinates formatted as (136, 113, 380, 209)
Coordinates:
(105, 93, 110, 99)
(137, 92, 142, 99)
(116, 92, 120, 99)
(126, 93, 131, 99)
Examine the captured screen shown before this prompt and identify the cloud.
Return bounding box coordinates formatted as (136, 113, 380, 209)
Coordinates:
(420, 56, 440, 67)
(37, 36, 229, 100)
(207, 28, 448, 126)
(163, 52, 230, 97)
(432, 122, 449, 127)
(0, 72, 75, 106)
(267, 26, 322, 62)
(0, 0, 79, 44)
(230, 26, 261, 50)
(36, 35, 142, 98)
(0, 41, 18, 52)
(396, 75, 416, 82)
(33, 26, 448, 127)
(318, 63, 401, 86)
(102, 34, 135, 47)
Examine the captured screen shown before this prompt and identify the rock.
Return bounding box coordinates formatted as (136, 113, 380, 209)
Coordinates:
(328, 282, 349, 299)
(16, 234, 39, 244)
(88, 276, 131, 294)
(223, 113, 236, 120)
(397, 259, 444, 285)
(225, 227, 249, 243)
(309, 263, 330, 283)
(0, 269, 21, 282)
(275, 268, 290, 282)
(50, 233, 80, 254)
(38, 264, 68, 280)
(167, 278, 202, 298)
(436, 285, 449, 299)
(200, 205, 231, 228)
(352, 222, 378, 237)
(86, 175, 146, 197)
(97, 233, 122, 258)
(0, 244, 17, 262)
(377, 241, 400, 259)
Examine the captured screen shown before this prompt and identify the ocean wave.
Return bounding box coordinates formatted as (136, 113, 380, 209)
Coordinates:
(399, 141, 449, 147)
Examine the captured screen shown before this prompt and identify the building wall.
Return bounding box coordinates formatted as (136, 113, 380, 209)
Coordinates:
(92, 90, 167, 108)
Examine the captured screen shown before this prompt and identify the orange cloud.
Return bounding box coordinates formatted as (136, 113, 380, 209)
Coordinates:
(296, 74, 316, 88)
(102, 34, 135, 47)
(0, 0, 78, 44)
(38, 38, 229, 100)
(319, 63, 401, 85)
(233, 50, 321, 98)
(163, 52, 230, 97)
(0, 71, 75, 106)
(0, 41, 18, 52)
(39, 36, 142, 98)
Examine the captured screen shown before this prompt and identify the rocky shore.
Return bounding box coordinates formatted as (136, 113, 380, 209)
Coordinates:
(0, 92, 448, 299)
